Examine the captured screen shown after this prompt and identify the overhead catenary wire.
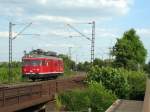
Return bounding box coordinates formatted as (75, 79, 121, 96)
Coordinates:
(66, 24, 91, 41)
(66, 21, 95, 63)
(12, 22, 32, 40)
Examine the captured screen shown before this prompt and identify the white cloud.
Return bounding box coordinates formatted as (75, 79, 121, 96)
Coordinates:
(59, 0, 133, 15)
(0, 32, 8, 38)
(96, 28, 118, 37)
(0, 7, 24, 17)
(82, 28, 118, 38)
(41, 27, 118, 39)
(33, 15, 76, 23)
(0, 32, 18, 38)
(47, 30, 71, 37)
(37, 0, 48, 5)
(38, 43, 77, 48)
(136, 28, 150, 37)
(0, 0, 134, 20)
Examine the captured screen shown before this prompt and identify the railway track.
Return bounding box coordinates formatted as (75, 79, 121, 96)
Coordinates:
(0, 74, 86, 112)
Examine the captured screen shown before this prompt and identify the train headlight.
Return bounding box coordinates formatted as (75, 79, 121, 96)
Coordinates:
(36, 69, 40, 72)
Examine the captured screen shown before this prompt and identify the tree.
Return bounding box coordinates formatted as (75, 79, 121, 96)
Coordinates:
(76, 61, 91, 72)
(76, 62, 85, 71)
(58, 54, 75, 71)
(111, 29, 147, 70)
(144, 61, 150, 74)
(93, 58, 104, 67)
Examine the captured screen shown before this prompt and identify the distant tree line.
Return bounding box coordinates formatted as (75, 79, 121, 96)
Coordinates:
(0, 61, 21, 68)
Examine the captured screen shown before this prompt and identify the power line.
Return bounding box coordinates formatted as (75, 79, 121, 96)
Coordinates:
(66, 21, 95, 63)
(12, 22, 32, 40)
(67, 24, 91, 41)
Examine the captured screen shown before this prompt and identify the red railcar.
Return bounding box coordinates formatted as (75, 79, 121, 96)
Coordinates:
(22, 55, 64, 81)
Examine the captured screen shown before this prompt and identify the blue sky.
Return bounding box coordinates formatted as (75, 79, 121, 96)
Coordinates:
(0, 0, 150, 63)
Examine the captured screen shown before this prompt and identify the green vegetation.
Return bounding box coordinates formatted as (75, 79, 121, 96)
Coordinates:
(111, 29, 147, 70)
(77, 61, 91, 72)
(87, 66, 146, 100)
(144, 61, 150, 77)
(58, 54, 76, 76)
(56, 29, 148, 111)
(76, 58, 113, 72)
(0, 62, 23, 83)
(57, 82, 116, 112)
(127, 70, 146, 100)
(87, 66, 129, 98)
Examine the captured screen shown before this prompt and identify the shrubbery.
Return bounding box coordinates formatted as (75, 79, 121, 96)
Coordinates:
(57, 82, 116, 112)
(127, 70, 146, 100)
(0, 67, 22, 83)
(87, 66, 146, 100)
(57, 66, 146, 111)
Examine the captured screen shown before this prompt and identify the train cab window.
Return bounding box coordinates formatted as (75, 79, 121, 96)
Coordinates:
(22, 60, 30, 66)
(23, 60, 42, 66)
(31, 60, 42, 66)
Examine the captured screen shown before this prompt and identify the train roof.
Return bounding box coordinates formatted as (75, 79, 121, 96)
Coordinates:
(22, 55, 62, 60)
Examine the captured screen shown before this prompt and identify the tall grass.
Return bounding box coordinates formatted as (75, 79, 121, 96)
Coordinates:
(0, 67, 23, 84)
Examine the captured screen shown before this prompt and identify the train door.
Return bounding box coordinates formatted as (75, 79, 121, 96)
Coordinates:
(54, 60, 57, 73)
(41, 59, 46, 73)
(48, 59, 53, 73)
(50, 59, 55, 73)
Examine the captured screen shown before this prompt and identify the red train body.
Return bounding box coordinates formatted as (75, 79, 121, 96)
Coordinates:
(22, 54, 64, 80)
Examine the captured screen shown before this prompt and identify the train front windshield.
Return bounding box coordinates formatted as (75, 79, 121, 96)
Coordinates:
(23, 60, 42, 66)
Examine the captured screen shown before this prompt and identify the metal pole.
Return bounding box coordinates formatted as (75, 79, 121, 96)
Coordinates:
(8, 22, 12, 81)
(8, 22, 36, 81)
(91, 21, 95, 63)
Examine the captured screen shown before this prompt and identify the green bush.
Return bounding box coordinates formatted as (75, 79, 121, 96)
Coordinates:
(87, 66, 129, 98)
(87, 66, 146, 100)
(127, 71, 146, 100)
(57, 82, 116, 112)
